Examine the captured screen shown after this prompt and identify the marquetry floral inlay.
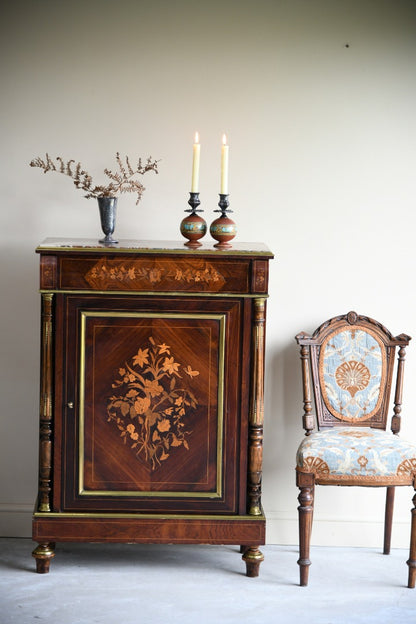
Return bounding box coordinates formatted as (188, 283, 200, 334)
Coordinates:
(173, 267, 221, 284)
(106, 337, 200, 470)
(88, 262, 163, 284)
(85, 259, 224, 289)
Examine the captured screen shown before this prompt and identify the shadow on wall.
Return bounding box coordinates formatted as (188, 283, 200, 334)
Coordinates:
(263, 337, 303, 476)
(0, 243, 40, 501)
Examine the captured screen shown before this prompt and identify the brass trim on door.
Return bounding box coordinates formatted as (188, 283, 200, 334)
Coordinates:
(78, 311, 226, 499)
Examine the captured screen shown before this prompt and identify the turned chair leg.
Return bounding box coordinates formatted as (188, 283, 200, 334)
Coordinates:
(297, 480, 314, 586)
(383, 486, 395, 555)
(407, 491, 416, 588)
(32, 542, 55, 574)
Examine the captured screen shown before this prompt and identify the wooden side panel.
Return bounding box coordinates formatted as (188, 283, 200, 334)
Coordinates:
(251, 260, 269, 294)
(40, 255, 57, 290)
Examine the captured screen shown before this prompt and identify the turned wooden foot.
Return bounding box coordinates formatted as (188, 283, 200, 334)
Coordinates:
(297, 473, 315, 586)
(32, 542, 55, 574)
(407, 492, 416, 588)
(408, 562, 416, 589)
(242, 546, 264, 577)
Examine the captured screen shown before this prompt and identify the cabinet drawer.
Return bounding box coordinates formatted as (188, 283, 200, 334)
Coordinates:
(58, 255, 251, 293)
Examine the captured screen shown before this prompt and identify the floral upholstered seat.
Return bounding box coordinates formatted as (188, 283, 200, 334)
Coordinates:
(297, 427, 416, 486)
(295, 311, 416, 588)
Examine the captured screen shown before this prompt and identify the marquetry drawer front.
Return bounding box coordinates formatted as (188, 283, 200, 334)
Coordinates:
(58, 294, 246, 514)
(56, 255, 254, 294)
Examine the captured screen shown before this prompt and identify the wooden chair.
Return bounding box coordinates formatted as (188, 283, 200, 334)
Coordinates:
(295, 311, 416, 587)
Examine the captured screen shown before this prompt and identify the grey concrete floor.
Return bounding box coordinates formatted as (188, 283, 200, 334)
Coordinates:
(0, 538, 414, 623)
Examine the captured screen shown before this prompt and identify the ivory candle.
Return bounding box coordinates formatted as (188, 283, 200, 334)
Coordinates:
(220, 134, 229, 195)
(191, 131, 200, 192)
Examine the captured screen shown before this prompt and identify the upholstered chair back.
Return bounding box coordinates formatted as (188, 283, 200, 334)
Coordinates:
(296, 311, 410, 434)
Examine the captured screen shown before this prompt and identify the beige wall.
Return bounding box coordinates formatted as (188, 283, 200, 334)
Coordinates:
(1, 0, 416, 547)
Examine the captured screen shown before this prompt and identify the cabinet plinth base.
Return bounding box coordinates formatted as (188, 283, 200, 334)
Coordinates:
(33, 513, 265, 575)
(33, 513, 265, 544)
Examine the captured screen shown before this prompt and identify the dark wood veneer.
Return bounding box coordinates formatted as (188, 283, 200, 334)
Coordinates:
(33, 239, 273, 576)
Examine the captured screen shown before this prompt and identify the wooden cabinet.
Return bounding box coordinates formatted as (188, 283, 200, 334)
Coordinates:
(32, 239, 273, 575)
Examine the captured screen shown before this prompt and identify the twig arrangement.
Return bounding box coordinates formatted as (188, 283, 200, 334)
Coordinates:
(30, 152, 159, 205)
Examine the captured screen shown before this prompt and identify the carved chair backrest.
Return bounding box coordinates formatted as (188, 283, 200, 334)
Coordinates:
(296, 311, 411, 435)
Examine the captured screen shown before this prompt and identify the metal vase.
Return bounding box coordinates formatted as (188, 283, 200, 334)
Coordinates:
(98, 197, 118, 244)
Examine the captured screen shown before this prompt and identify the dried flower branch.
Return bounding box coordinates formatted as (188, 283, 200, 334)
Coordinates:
(30, 152, 159, 205)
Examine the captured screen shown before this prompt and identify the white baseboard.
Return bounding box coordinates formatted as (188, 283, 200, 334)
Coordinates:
(0, 505, 33, 538)
(265, 510, 411, 549)
(0, 506, 411, 549)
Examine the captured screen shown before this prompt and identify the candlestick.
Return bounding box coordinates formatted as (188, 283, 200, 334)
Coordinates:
(220, 134, 229, 195)
(191, 132, 200, 193)
(210, 193, 236, 249)
(180, 192, 207, 248)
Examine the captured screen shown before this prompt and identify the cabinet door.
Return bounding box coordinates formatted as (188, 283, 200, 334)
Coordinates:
(57, 294, 248, 514)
